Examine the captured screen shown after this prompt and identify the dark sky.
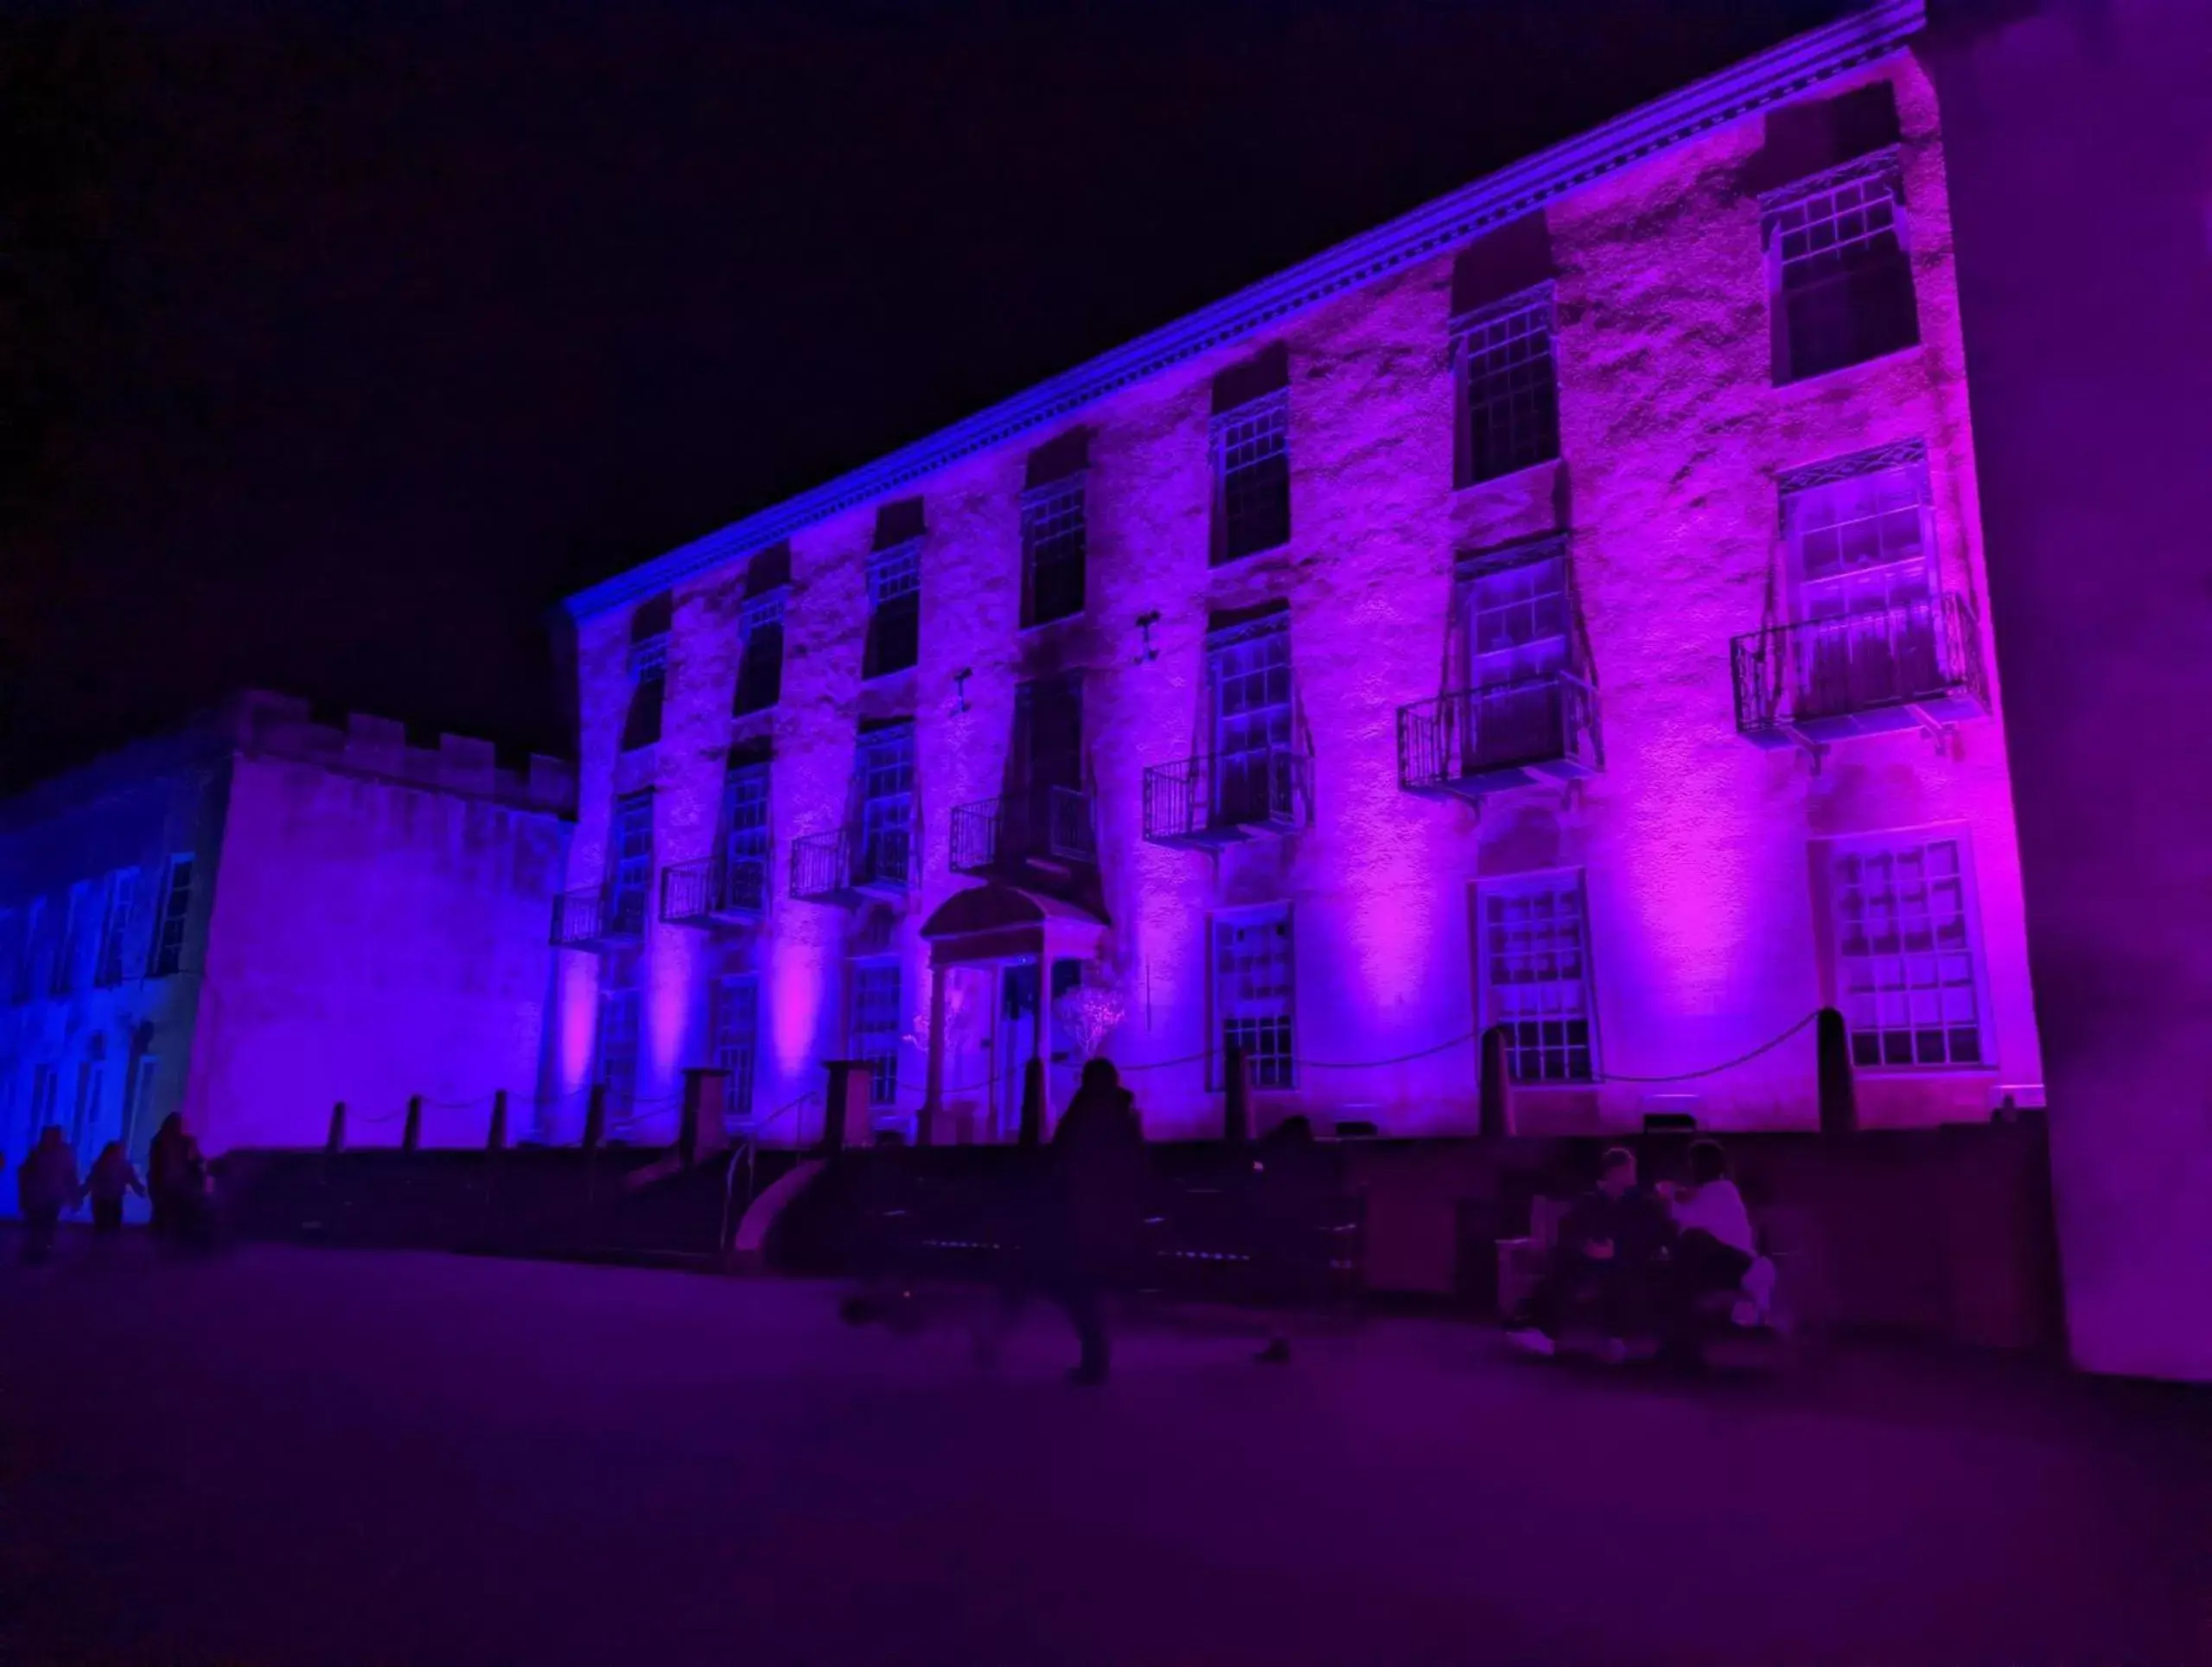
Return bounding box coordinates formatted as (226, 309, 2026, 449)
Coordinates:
(9, 0, 1850, 791)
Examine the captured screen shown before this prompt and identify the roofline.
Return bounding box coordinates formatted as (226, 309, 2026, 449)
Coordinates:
(565, 0, 1924, 623)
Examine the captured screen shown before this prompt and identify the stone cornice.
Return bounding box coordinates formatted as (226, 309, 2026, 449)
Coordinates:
(566, 0, 1924, 623)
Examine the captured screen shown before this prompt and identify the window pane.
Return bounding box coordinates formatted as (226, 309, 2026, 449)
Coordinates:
(1831, 836, 1985, 1069)
(1479, 874, 1597, 1083)
(1769, 171, 1918, 381)
(850, 961, 902, 1106)
(1022, 476, 1087, 626)
(1459, 292, 1559, 485)
(1213, 393, 1291, 563)
(1214, 907, 1296, 1089)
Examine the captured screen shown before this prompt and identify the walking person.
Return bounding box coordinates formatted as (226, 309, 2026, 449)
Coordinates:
(17, 1127, 81, 1265)
(1248, 1115, 1339, 1365)
(85, 1140, 147, 1237)
(1042, 1058, 1148, 1386)
(147, 1114, 190, 1242)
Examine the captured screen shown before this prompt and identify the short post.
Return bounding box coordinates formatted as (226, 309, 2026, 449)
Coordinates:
(1017, 1057, 1045, 1148)
(1478, 1025, 1511, 1140)
(487, 1090, 509, 1152)
(920, 962, 948, 1148)
(326, 1101, 347, 1153)
(1816, 1006, 1857, 1138)
(582, 1084, 607, 1153)
(819, 1060, 869, 1157)
(1221, 1040, 1250, 1146)
(402, 1094, 424, 1153)
(678, 1069, 730, 1166)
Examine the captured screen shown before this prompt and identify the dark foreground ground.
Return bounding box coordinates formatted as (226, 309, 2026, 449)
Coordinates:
(3, 1242, 2207, 1666)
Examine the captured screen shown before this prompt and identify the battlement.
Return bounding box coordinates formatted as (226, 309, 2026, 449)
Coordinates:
(233, 693, 575, 817)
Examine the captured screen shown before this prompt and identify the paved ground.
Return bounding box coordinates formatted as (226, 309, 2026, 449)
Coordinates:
(3, 1242, 2207, 1665)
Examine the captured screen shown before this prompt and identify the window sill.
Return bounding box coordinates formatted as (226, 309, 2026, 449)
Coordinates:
(1508, 1079, 1600, 1093)
(1018, 608, 1084, 637)
(1454, 453, 1561, 497)
(862, 664, 919, 687)
(1771, 338, 1924, 394)
(1851, 1063, 1998, 1080)
(1209, 540, 1291, 571)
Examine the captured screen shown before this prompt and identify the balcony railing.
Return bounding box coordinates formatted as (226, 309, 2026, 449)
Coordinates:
(789, 823, 913, 905)
(949, 787, 1097, 874)
(660, 856, 768, 928)
(1732, 592, 1989, 747)
(551, 884, 647, 949)
(1397, 671, 1601, 800)
(1142, 745, 1310, 849)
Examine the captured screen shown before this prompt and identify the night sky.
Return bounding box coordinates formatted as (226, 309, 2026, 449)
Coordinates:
(10, 0, 1849, 792)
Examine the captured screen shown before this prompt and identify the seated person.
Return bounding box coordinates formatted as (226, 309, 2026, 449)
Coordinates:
(1663, 1139, 1756, 1294)
(1508, 1146, 1674, 1360)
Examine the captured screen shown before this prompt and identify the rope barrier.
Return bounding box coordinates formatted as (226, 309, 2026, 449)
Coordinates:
(1597, 1012, 1820, 1084)
(1297, 1029, 1477, 1071)
(1116, 1047, 1214, 1074)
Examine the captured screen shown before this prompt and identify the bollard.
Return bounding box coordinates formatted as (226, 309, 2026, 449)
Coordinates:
(326, 1101, 347, 1153)
(1221, 1040, 1250, 1146)
(1816, 1006, 1857, 1138)
(1017, 1057, 1045, 1147)
(402, 1095, 424, 1153)
(819, 1061, 863, 1157)
(1477, 1025, 1511, 1140)
(582, 1083, 607, 1153)
(487, 1090, 509, 1152)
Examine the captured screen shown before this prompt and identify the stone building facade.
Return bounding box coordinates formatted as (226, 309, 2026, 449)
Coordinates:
(0, 693, 574, 1181)
(553, 0, 2045, 1149)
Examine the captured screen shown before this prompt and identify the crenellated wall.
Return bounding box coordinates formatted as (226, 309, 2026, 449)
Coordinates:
(191, 696, 574, 1152)
(2, 692, 577, 1178)
(556, 41, 2043, 1148)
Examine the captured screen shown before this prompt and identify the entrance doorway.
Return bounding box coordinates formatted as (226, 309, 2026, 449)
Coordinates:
(993, 959, 1041, 1140)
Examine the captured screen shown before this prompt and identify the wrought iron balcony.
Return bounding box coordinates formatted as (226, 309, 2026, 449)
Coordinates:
(949, 788, 1096, 875)
(551, 884, 647, 949)
(659, 856, 768, 929)
(1397, 672, 1601, 801)
(789, 823, 913, 905)
(1732, 592, 1988, 748)
(1142, 745, 1310, 849)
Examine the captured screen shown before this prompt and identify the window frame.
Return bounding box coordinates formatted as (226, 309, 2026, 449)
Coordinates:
(1472, 868, 1603, 1086)
(733, 590, 787, 715)
(863, 539, 922, 680)
(150, 856, 194, 979)
(718, 761, 772, 913)
(621, 631, 670, 751)
(94, 867, 139, 988)
(1762, 150, 1919, 386)
(1820, 826, 1997, 1074)
(51, 882, 89, 997)
(595, 983, 643, 1126)
(855, 721, 915, 886)
(1209, 902, 1297, 1092)
(1020, 473, 1088, 628)
(1206, 611, 1296, 825)
(608, 791, 654, 935)
(1210, 389, 1292, 565)
(1453, 283, 1561, 488)
(711, 972, 761, 1126)
(847, 957, 903, 1108)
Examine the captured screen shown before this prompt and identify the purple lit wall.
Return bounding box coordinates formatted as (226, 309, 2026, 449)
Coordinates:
(1932, 0, 2212, 1381)
(561, 45, 2043, 1146)
(191, 706, 573, 1153)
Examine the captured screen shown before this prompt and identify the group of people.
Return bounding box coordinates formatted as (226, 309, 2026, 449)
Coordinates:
(1505, 1140, 1763, 1363)
(11, 1113, 212, 1263)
